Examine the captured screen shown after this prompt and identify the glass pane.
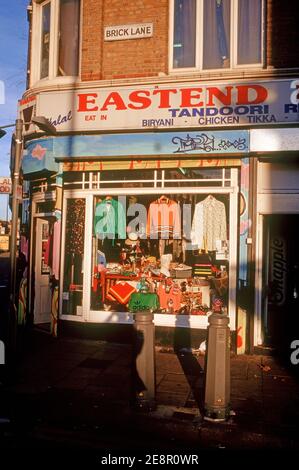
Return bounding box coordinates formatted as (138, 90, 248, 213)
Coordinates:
(164, 168, 224, 187)
(40, 2, 51, 79)
(173, 0, 196, 68)
(41, 222, 50, 274)
(90, 193, 230, 316)
(58, 0, 80, 76)
(62, 198, 85, 315)
(237, 0, 262, 65)
(203, 0, 230, 69)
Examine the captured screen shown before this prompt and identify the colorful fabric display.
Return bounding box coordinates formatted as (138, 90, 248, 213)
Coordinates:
(128, 292, 160, 312)
(107, 281, 136, 305)
(193, 264, 213, 277)
(157, 282, 182, 313)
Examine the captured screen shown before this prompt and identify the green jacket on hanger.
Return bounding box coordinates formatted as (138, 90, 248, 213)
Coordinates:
(94, 197, 126, 241)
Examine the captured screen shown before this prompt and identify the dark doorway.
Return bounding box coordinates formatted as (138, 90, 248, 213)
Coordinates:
(263, 215, 299, 352)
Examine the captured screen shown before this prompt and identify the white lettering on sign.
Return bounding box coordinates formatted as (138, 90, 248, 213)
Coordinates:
(0, 177, 12, 194)
(104, 23, 153, 41)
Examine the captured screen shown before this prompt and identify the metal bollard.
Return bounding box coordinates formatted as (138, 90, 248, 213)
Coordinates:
(133, 311, 156, 411)
(204, 313, 230, 422)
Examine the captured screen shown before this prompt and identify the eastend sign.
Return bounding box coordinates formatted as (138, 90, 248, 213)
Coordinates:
(33, 78, 299, 133)
(104, 23, 153, 41)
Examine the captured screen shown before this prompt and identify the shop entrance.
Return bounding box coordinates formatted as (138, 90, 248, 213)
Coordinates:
(263, 215, 299, 350)
(33, 218, 52, 325)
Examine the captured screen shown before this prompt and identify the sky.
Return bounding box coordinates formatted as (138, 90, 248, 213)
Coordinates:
(0, 0, 29, 220)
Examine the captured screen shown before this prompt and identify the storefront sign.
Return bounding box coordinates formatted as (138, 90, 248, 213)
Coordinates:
(0, 177, 11, 194)
(33, 78, 299, 133)
(104, 23, 153, 41)
(22, 130, 248, 175)
(23, 130, 247, 176)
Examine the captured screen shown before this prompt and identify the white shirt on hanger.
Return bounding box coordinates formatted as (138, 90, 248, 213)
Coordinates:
(191, 196, 227, 251)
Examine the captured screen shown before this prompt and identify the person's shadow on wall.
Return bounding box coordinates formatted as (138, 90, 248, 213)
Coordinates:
(173, 315, 205, 414)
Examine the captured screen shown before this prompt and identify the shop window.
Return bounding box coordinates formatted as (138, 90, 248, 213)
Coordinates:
(90, 193, 229, 316)
(63, 168, 233, 190)
(62, 198, 85, 315)
(171, 0, 263, 71)
(163, 168, 228, 187)
(32, 0, 81, 84)
(36, 200, 56, 213)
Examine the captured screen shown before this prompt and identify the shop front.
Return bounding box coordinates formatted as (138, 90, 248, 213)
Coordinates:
(19, 78, 299, 350)
(22, 129, 246, 346)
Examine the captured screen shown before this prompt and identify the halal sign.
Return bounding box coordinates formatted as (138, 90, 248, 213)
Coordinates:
(0, 177, 11, 194)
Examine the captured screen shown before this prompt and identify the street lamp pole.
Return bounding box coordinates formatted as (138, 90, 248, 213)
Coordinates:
(9, 119, 23, 322)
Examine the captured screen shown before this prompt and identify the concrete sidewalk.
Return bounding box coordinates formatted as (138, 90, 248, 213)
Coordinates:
(1, 329, 299, 451)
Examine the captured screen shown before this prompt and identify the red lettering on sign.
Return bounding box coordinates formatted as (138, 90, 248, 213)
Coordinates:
(236, 85, 268, 105)
(180, 88, 203, 108)
(100, 92, 127, 111)
(128, 90, 151, 110)
(152, 89, 177, 108)
(77, 93, 99, 112)
(206, 86, 233, 106)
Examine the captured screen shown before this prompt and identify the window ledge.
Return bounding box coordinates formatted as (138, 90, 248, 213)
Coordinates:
(23, 67, 299, 99)
(29, 76, 81, 92)
(167, 67, 299, 81)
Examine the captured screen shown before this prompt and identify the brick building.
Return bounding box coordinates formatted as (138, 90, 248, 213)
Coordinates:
(17, 0, 299, 353)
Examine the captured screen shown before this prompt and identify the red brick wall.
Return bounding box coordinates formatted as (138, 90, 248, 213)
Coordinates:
(81, 0, 299, 83)
(81, 0, 104, 81)
(81, 0, 169, 81)
(266, 0, 299, 68)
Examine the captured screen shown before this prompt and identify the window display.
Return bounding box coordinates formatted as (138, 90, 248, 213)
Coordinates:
(90, 193, 229, 316)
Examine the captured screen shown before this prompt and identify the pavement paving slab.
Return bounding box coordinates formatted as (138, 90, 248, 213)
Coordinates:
(1, 330, 299, 450)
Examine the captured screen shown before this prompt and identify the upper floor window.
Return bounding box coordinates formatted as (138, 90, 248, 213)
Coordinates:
(170, 0, 263, 71)
(58, 0, 80, 76)
(32, 0, 81, 84)
(40, 1, 51, 79)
